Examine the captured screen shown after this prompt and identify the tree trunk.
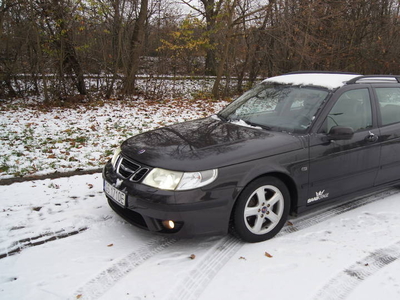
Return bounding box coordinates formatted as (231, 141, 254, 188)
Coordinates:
(106, 0, 123, 98)
(63, 41, 87, 95)
(212, 33, 232, 98)
(33, 17, 49, 102)
(123, 0, 148, 95)
(201, 0, 222, 76)
(211, 0, 237, 99)
(38, 0, 87, 96)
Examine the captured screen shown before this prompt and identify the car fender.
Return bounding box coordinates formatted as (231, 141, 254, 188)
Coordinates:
(225, 156, 301, 215)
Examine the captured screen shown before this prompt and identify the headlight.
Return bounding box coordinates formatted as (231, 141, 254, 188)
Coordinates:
(142, 168, 218, 191)
(142, 168, 183, 190)
(111, 147, 121, 168)
(177, 169, 218, 190)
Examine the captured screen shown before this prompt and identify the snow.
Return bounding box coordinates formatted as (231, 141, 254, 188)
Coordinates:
(1, 174, 400, 300)
(230, 119, 262, 129)
(264, 73, 360, 89)
(1, 89, 400, 299)
(0, 99, 228, 179)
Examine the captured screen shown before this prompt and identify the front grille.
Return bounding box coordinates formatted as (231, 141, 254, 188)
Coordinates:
(116, 156, 149, 182)
(132, 168, 149, 181)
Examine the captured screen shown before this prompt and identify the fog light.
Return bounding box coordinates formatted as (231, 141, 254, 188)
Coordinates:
(162, 220, 175, 230)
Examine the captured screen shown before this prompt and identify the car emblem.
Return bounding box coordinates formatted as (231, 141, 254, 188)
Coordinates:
(138, 149, 146, 155)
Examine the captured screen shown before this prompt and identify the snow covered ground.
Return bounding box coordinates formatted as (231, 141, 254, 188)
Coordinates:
(1, 174, 400, 300)
(0, 98, 228, 179)
(1, 95, 400, 300)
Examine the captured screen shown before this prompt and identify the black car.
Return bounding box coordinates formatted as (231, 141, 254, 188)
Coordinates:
(103, 72, 400, 242)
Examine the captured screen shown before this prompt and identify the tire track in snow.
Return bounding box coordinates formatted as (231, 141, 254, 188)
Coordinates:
(279, 188, 400, 235)
(313, 240, 400, 300)
(0, 227, 88, 259)
(71, 237, 177, 300)
(168, 187, 400, 300)
(168, 235, 243, 300)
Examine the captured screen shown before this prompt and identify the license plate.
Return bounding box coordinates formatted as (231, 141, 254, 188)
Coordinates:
(104, 181, 126, 207)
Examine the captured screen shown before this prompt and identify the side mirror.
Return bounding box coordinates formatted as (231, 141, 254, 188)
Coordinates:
(328, 126, 354, 141)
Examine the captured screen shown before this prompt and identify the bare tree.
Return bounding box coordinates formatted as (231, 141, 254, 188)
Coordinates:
(34, 0, 87, 98)
(1, 0, 400, 101)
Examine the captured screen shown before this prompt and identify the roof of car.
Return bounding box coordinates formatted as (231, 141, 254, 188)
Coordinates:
(263, 72, 360, 90)
(263, 72, 400, 90)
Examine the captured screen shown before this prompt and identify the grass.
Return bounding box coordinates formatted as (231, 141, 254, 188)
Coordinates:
(0, 97, 229, 178)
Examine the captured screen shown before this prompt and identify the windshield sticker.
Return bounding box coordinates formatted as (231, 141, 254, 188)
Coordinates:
(307, 190, 330, 204)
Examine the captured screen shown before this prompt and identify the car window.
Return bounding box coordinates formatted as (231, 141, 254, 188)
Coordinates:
(321, 88, 372, 133)
(219, 83, 329, 133)
(234, 86, 281, 115)
(375, 87, 400, 125)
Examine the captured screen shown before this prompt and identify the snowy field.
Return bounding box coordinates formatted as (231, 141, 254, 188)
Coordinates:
(1, 174, 400, 300)
(1, 94, 400, 300)
(0, 98, 228, 179)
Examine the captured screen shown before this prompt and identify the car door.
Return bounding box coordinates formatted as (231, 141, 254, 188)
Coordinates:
(373, 85, 400, 185)
(306, 86, 381, 205)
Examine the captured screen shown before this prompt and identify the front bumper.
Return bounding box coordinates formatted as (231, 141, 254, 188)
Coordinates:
(102, 161, 236, 238)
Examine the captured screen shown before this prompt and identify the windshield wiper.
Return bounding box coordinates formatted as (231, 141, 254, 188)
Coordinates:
(217, 113, 227, 122)
(243, 119, 260, 127)
(253, 123, 273, 131)
(241, 119, 273, 131)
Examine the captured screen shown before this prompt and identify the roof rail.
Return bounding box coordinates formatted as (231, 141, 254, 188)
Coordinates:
(286, 71, 360, 75)
(347, 75, 400, 84)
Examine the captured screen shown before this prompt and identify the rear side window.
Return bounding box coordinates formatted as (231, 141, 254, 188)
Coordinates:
(375, 88, 400, 125)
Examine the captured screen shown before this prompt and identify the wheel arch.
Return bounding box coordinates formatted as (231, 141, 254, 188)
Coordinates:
(230, 171, 299, 220)
(267, 172, 298, 215)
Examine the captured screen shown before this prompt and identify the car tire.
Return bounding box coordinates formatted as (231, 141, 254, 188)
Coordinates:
(232, 176, 290, 243)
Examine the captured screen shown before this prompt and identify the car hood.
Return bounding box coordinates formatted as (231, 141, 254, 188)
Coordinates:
(121, 117, 306, 171)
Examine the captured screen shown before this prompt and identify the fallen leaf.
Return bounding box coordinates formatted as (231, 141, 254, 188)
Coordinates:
(189, 254, 196, 260)
(239, 256, 246, 260)
(287, 221, 294, 226)
(87, 184, 93, 189)
(76, 294, 82, 299)
(265, 252, 273, 258)
(107, 243, 113, 247)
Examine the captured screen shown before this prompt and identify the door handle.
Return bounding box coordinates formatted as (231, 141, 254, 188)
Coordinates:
(366, 131, 379, 143)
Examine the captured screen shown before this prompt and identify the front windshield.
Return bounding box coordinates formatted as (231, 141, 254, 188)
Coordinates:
(219, 82, 330, 133)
